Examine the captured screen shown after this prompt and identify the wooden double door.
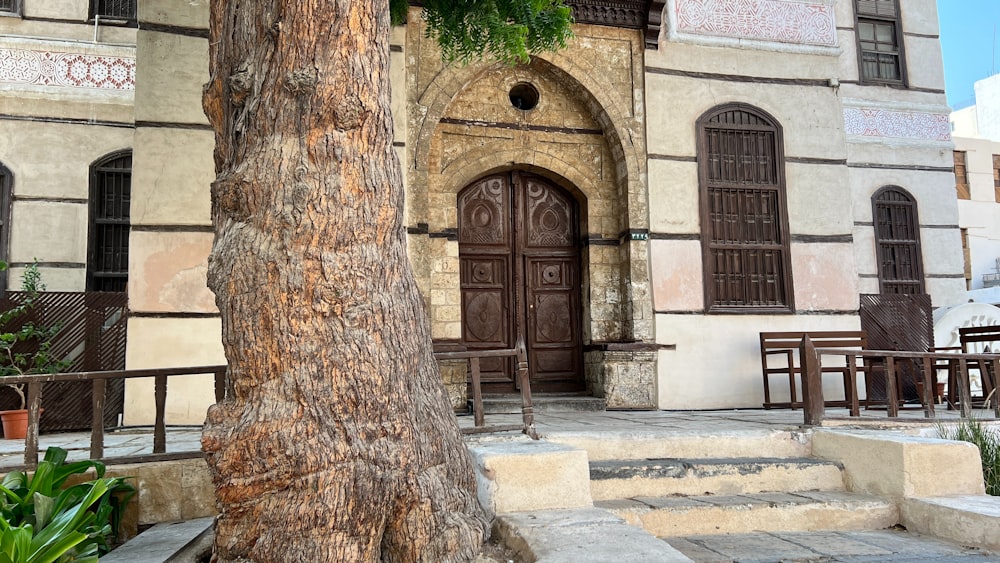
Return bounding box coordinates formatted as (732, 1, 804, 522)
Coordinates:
(458, 172, 584, 393)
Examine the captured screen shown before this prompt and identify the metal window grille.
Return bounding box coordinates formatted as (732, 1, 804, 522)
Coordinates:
(872, 187, 924, 295)
(955, 151, 970, 199)
(0, 0, 20, 15)
(0, 164, 9, 293)
(92, 0, 135, 20)
(88, 153, 131, 292)
(700, 106, 791, 311)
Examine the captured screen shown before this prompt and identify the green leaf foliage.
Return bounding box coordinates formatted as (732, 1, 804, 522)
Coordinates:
(420, 0, 574, 65)
(938, 415, 1000, 496)
(0, 262, 70, 409)
(0, 448, 134, 562)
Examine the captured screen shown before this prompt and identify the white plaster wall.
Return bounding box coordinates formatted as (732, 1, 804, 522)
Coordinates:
(785, 162, 853, 235)
(953, 136, 1000, 289)
(790, 242, 859, 311)
(904, 37, 947, 92)
(650, 239, 702, 311)
(8, 200, 87, 262)
(644, 74, 845, 161)
(130, 128, 213, 225)
(124, 317, 225, 425)
(951, 106, 978, 138)
(141, 0, 208, 29)
(656, 313, 860, 409)
(134, 32, 209, 125)
(974, 75, 1000, 143)
(648, 159, 698, 233)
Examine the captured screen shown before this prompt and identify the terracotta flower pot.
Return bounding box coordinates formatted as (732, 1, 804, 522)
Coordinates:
(0, 409, 29, 440)
(0, 409, 41, 440)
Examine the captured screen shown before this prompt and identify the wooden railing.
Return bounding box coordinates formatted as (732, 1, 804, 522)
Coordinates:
(434, 337, 538, 439)
(799, 336, 1000, 425)
(7, 341, 540, 468)
(8, 365, 227, 468)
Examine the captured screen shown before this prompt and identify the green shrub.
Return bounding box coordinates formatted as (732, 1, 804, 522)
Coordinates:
(0, 447, 134, 562)
(938, 416, 1000, 496)
(0, 262, 70, 409)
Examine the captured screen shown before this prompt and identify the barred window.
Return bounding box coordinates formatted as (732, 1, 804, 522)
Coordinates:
(0, 0, 21, 16)
(91, 0, 136, 21)
(873, 187, 924, 295)
(954, 151, 970, 200)
(87, 152, 131, 292)
(698, 104, 793, 313)
(856, 0, 905, 85)
(0, 163, 10, 293)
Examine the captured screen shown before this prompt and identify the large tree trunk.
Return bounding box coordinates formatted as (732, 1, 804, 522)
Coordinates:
(200, 1, 489, 561)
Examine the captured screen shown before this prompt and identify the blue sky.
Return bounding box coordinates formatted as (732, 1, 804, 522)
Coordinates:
(938, 0, 1000, 109)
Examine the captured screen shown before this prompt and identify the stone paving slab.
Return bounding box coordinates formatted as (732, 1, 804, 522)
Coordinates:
(101, 517, 213, 563)
(497, 508, 693, 562)
(665, 530, 996, 562)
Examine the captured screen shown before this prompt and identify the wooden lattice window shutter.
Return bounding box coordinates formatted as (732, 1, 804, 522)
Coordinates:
(698, 104, 793, 312)
(955, 151, 970, 200)
(993, 154, 1000, 203)
(872, 187, 924, 295)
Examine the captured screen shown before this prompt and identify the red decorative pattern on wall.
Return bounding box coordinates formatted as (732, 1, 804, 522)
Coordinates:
(675, 0, 836, 46)
(843, 108, 951, 142)
(0, 48, 135, 90)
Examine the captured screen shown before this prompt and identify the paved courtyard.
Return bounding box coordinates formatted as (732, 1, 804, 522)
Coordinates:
(1, 406, 995, 469)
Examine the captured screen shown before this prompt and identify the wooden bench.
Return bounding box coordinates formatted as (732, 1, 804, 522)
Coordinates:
(760, 331, 869, 409)
(945, 325, 1000, 406)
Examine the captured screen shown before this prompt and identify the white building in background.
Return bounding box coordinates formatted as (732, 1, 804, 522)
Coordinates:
(950, 74, 1000, 304)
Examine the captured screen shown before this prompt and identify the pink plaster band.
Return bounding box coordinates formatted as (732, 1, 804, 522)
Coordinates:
(0, 48, 135, 90)
(674, 0, 837, 46)
(843, 108, 951, 142)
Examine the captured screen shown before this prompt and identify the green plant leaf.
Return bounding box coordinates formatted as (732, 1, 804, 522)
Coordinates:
(31, 494, 53, 531)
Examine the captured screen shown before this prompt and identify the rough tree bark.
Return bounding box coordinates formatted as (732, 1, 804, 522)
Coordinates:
(200, 1, 489, 561)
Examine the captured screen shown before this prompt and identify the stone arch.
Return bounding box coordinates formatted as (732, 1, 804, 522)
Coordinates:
(412, 55, 642, 213)
(440, 148, 600, 229)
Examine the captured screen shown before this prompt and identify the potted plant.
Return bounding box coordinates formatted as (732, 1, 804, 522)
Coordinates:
(0, 262, 69, 439)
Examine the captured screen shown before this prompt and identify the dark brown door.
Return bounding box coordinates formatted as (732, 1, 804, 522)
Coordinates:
(458, 172, 583, 393)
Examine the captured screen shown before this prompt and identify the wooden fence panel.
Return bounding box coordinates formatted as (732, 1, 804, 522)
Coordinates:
(0, 291, 127, 432)
(859, 293, 933, 402)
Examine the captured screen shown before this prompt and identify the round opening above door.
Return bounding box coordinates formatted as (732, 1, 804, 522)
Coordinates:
(509, 83, 539, 111)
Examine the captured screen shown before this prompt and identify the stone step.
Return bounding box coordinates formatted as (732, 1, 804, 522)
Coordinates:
(101, 517, 213, 563)
(548, 428, 812, 461)
(596, 491, 898, 538)
(494, 508, 693, 563)
(589, 457, 845, 501)
(479, 394, 606, 414)
(664, 529, 996, 562)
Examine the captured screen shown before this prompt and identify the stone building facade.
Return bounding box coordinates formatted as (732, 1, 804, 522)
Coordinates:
(0, 0, 965, 421)
(0, 0, 135, 290)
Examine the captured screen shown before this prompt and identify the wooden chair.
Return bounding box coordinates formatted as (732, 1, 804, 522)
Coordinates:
(759, 331, 870, 409)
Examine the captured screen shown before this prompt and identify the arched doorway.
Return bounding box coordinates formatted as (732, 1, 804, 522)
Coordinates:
(458, 172, 584, 393)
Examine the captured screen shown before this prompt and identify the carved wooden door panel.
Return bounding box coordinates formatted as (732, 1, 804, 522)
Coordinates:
(520, 175, 582, 390)
(459, 173, 583, 393)
(458, 176, 513, 387)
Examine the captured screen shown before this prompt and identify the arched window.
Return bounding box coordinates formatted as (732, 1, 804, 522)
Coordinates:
(0, 163, 11, 293)
(698, 104, 793, 312)
(87, 151, 131, 292)
(872, 186, 924, 294)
